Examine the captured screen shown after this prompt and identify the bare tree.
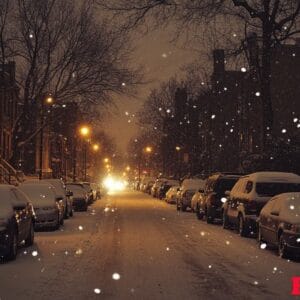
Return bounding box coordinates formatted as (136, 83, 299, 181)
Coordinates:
(0, 0, 11, 64)
(99, 0, 300, 153)
(6, 0, 142, 165)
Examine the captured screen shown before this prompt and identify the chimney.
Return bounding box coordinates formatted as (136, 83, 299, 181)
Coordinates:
(213, 49, 225, 75)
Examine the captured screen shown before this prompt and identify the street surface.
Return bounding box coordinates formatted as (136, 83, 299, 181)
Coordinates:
(0, 190, 299, 300)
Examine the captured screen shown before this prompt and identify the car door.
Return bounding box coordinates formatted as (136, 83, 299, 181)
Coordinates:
(10, 189, 29, 241)
(259, 200, 275, 243)
(268, 198, 282, 245)
(227, 179, 244, 222)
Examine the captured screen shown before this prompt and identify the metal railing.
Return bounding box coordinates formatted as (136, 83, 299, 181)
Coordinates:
(0, 156, 24, 185)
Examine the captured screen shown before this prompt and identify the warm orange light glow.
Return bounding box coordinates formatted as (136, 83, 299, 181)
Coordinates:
(45, 96, 54, 104)
(103, 157, 109, 163)
(126, 166, 130, 171)
(145, 146, 152, 153)
(79, 125, 90, 137)
(92, 144, 100, 152)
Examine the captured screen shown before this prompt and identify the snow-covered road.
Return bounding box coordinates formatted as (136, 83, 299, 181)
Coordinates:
(0, 190, 299, 300)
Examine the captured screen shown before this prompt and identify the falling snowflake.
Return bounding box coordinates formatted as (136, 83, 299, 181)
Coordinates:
(241, 67, 247, 72)
(166, 247, 170, 251)
(225, 241, 230, 245)
(200, 231, 205, 236)
(221, 197, 227, 203)
(255, 92, 260, 97)
(112, 273, 121, 280)
(32, 251, 38, 257)
(260, 243, 267, 249)
(253, 281, 259, 285)
(290, 205, 295, 210)
(161, 53, 168, 58)
(211, 114, 216, 119)
(208, 265, 212, 269)
(281, 128, 287, 133)
(94, 288, 101, 294)
(76, 249, 83, 255)
(78, 225, 83, 231)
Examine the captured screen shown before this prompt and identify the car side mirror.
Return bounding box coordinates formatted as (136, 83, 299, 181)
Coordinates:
(66, 190, 73, 197)
(271, 211, 279, 216)
(225, 190, 231, 196)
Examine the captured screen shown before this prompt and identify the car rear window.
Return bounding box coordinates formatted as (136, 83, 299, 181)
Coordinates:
(256, 183, 300, 197)
(214, 178, 239, 193)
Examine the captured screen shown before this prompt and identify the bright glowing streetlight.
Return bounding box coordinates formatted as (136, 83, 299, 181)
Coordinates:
(79, 125, 90, 137)
(92, 143, 100, 152)
(45, 96, 54, 104)
(145, 146, 152, 153)
(103, 157, 109, 163)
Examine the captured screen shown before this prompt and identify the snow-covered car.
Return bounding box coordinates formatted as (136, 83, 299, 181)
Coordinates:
(165, 186, 180, 204)
(158, 180, 180, 199)
(176, 179, 206, 211)
(151, 178, 168, 197)
(66, 183, 89, 211)
(81, 182, 94, 204)
(0, 185, 35, 260)
(191, 186, 206, 213)
(42, 179, 73, 218)
(90, 183, 101, 200)
(19, 183, 64, 230)
(197, 173, 242, 222)
(223, 172, 300, 237)
(257, 192, 300, 259)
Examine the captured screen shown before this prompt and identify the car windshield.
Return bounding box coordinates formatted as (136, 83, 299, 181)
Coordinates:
(44, 180, 65, 196)
(66, 185, 86, 197)
(215, 178, 239, 193)
(19, 185, 55, 204)
(256, 182, 300, 197)
(0, 190, 13, 216)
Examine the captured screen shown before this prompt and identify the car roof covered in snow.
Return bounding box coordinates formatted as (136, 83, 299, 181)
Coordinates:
(242, 172, 300, 183)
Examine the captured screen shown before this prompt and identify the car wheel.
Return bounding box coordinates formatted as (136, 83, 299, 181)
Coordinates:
(54, 214, 60, 230)
(222, 210, 229, 229)
(7, 229, 18, 260)
(25, 222, 34, 246)
(206, 207, 214, 224)
(238, 215, 249, 237)
(181, 205, 187, 212)
(196, 205, 203, 220)
(278, 234, 289, 259)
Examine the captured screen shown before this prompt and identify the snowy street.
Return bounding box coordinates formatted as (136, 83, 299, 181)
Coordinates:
(0, 190, 299, 300)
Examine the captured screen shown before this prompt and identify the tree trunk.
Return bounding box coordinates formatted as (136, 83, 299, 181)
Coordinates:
(260, 20, 274, 153)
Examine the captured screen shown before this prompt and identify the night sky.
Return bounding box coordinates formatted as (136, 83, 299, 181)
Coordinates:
(104, 28, 198, 153)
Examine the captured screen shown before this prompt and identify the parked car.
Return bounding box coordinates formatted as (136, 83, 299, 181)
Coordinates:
(165, 186, 180, 204)
(158, 180, 179, 199)
(66, 183, 89, 211)
(91, 183, 101, 200)
(19, 183, 64, 230)
(0, 185, 35, 260)
(257, 192, 300, 259)
(223, 172, 300, 237)
(191, 188, 205, 213)
(151, 179, 168, 197)
(81, 182, 94, 204)
(144, 180, 155, 194)
(177, 178, 206, 211)
(42, 179, 73, 219)
(197, 173, 242, 222)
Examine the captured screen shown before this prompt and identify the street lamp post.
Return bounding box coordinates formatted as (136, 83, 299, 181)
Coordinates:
(79, 125, 91, 181)
(39, 95, 53, 180)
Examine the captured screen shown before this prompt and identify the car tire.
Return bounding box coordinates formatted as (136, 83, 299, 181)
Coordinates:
(196, 205, 203, 220)
(206, 207, 214, 224)
(54, 214, 60, 230)
(25, 222, 34, 246)
(7, 229, 18, 261)
(64, 206, 69, 219)
(278, 234, 289, 259)
(238, 215, 249, 237)
(222, 210, 230, 229)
